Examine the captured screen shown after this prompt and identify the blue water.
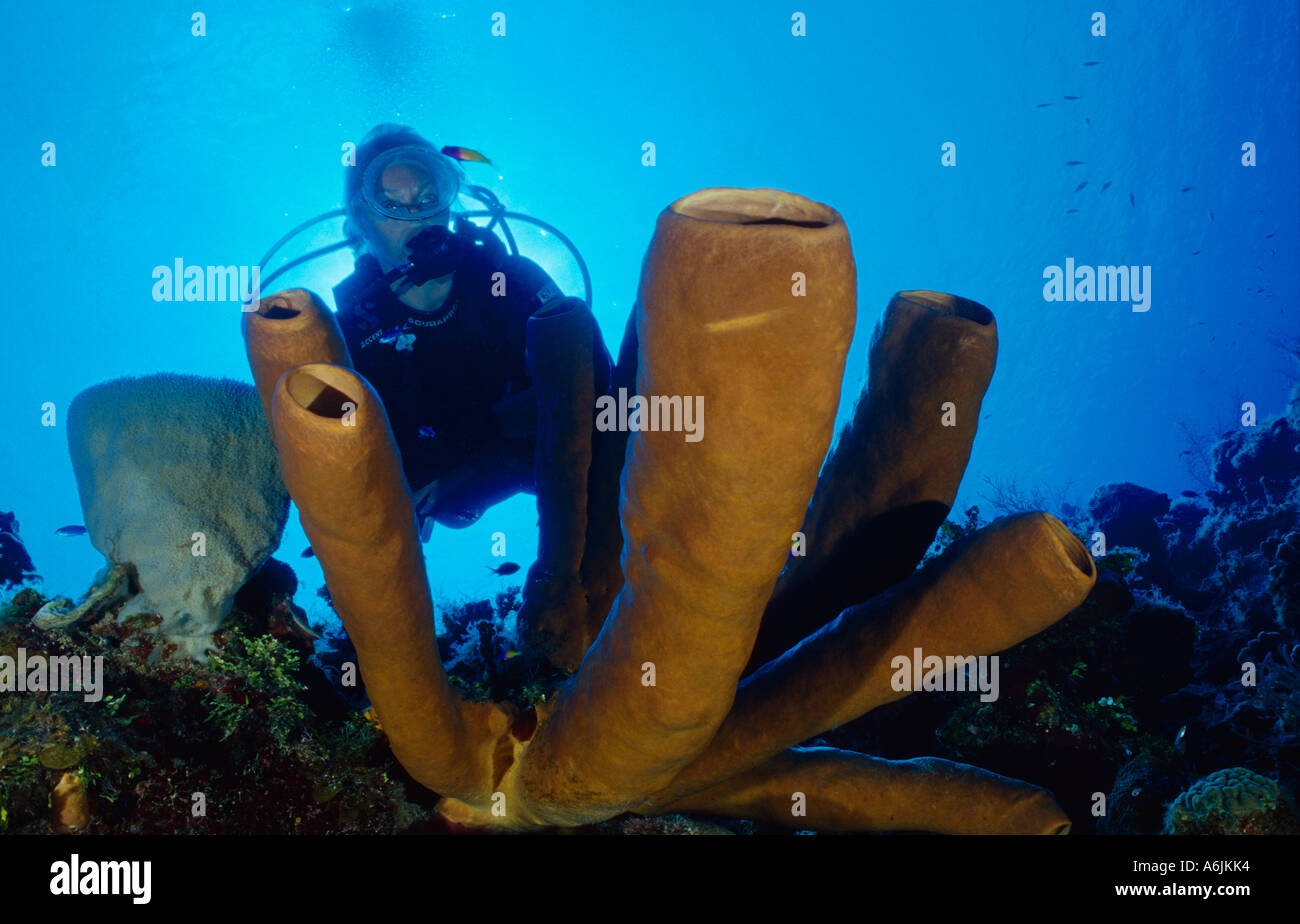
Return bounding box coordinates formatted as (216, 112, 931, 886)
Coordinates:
(3, 1, 1297, 627)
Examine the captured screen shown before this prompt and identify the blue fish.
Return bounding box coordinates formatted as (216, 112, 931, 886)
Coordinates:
(1100, 181, 1112, 192)
(55, 525, 87, 537)
(418, 426, 438, 439)
(486, 562, 521, 576)
(1066, 160, 1085, 166)
(1073, 182, 1088, 193)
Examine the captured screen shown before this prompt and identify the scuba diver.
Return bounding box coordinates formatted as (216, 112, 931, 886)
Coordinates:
(332, 124, 611, 530)
(327, 124, 617, 647)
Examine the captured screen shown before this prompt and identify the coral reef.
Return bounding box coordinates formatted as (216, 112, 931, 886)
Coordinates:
(847, 358, 1300, 834)
(65, 374, 291, 658)
(243, 186, 1095, 833)
(0, 577, 427, 835)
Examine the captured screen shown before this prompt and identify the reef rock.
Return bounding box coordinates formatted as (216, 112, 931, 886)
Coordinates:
(67, 374, 289, 658)
(1102, 753, 1188, 835)
(1209, 414, 1298, 507)
(1268, 532, 1300, 632)
(1087, 483, 1170, 555)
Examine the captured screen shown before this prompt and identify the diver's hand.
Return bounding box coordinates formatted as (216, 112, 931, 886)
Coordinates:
(404, 226, 462, 286)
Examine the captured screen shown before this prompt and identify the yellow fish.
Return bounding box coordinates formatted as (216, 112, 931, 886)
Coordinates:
(441, 145, 492, 165)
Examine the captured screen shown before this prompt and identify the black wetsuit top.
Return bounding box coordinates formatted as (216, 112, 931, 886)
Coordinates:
(332, 233, 565, 492)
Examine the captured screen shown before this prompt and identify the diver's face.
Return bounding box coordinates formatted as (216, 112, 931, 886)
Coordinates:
(359, 161, 451, 272)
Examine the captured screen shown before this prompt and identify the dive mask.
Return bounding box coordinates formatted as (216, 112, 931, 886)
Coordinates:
(361, 145, 466, 221)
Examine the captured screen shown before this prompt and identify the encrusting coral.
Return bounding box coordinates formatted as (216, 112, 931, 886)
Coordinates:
(243, 186, 1097, 833)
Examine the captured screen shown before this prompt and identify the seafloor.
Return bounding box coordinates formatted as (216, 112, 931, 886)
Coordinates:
(2, 371, 1298, 835)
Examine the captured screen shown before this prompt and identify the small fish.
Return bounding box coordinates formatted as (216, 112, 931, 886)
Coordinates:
(1036, 102, 1053, 108)
(1173, 725, 1186, 747)
(417, 425, 438, 439)
(1180, 186, 1193, 192)
(1063, 95, 1081, 100)
(1100, 181, 1111, 192)
(486, 562, 521, 576)
(1085, 117, 1091, 125)
(55, 525, 87, 537)
(1065, 160, 1085, 165)
(1180, 491, 1200, 498)
(497, 649, 522, 662)
(1129, 192, 1135, 207)
(1065, 209, 1079, 214)
(1073, 181, 1088, 192)
(1192, 250, 1200, 255)
(301, 546, 315, 558)
(1266, 233, 1275, 238)
(1082, 61, 1100, 66)
(440, 145, 492, 164)
(1209, 212, 1214, 220)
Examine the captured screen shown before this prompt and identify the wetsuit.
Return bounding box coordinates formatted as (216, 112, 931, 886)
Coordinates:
(332, 229, 610, 520)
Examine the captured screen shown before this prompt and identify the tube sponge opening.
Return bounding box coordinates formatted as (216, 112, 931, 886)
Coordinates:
(670, 187, 835, 227)
(1044, 513, 1095, 578)
(896, 289, 995, 327)
(284, 365, 358, 419)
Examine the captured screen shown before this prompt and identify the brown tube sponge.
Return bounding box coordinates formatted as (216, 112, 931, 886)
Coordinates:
(517, 298, 597, 669)
(570, 306, 641, 669)
(243, 288, 352, 423)
(51, 771, 91, 833)
(517, 188, 857, 824)
(269, 362, 510, 800)
(749, 290, 998, 671)
(639, 511, 1096, 811)
(657, 747, 1071, 834)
